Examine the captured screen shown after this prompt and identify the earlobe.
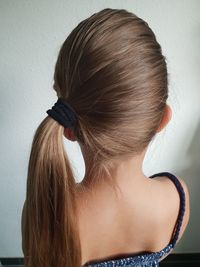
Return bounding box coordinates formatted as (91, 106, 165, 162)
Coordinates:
(64, 128, 76, 141)
(156, 104, 172, 133)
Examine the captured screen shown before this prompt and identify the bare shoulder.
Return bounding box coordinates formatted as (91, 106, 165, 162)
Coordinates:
(171, 176, 190, 242)
(157, 175, 190, 228)
(151, 174, 190, 258)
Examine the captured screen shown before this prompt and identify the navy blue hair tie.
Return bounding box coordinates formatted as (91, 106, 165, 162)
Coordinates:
(46, 98, 77, 128)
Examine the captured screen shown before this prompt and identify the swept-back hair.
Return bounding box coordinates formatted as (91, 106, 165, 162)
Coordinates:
(22, 8, 168, 267)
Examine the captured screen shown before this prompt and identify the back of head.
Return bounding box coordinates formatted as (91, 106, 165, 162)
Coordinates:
(54, 7, 168, 177)
(22, 8, 168, 267)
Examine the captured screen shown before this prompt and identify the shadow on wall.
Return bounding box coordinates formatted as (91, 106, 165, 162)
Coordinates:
(176, 120, 200, 252)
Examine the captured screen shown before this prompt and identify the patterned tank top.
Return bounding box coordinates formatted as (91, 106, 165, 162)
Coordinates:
(82, 172, 186, 267)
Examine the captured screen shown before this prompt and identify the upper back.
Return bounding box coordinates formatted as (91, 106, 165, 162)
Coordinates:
(76, 172, 190, 266)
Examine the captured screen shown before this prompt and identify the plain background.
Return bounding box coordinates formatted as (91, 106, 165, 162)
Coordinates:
(0, 0, 200, 257)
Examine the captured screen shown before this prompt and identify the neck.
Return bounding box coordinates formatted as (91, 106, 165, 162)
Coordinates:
(78, 145, 149, 193)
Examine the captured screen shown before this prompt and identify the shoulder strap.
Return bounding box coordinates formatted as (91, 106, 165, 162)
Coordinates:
(149, 172, 186, 248)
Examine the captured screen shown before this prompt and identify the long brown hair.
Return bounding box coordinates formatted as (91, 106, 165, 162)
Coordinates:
(22, 8, 168, 267)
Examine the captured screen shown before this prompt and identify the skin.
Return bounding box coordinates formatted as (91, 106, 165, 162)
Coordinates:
(64, 104, 172, 190)
(21, 104, 189, 264)
(64, 104, 188, 264)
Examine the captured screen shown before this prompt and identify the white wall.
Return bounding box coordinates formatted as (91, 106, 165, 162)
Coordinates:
(0, 0, 199, 257)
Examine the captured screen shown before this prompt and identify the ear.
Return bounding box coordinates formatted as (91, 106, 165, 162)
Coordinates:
(64, 128, 76, 141)
(156, 104, 172, 133)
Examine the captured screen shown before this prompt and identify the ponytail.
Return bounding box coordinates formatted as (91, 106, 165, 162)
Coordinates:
(22, 116, 81, 267)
